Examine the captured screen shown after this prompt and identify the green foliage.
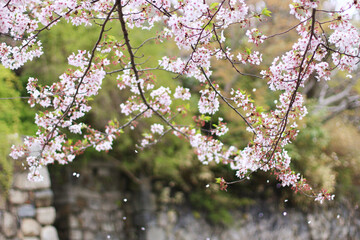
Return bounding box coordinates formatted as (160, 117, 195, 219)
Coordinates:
(0, 66, 22, 129)
(0, 122, 14, 194)
(284, 113, 360, 207)
(209, 2, 220, 11)
(0, 66, 34, 193)
(215, 177, 222, 184)
(21, 21, 99, 84)
(325, 119, 360, 203)
(261, 7, 272, 17)
(0, 66, 20, 193)
(189, 191, 254, 226)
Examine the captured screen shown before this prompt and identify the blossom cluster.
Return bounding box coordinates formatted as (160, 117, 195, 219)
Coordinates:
(4, 0, 359, 202)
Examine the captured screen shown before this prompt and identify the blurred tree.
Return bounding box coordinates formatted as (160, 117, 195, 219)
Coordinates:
(0, 65, 35, 193)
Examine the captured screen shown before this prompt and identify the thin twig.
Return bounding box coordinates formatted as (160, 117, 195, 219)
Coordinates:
(117, 0, 189, 139)
(41, 2, 118, 154)
(0, 97, 30, 100)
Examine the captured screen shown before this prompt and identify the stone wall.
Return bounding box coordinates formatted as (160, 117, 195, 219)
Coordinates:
(50, 162, 128, 240)
(0, 167, 59, 240)
(144, 205, 360, 240)
(3, 161, 360, 240)
(49, 161, 360, 240)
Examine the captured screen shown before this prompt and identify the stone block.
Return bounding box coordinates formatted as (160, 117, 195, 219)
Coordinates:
(101, 222, 115, 232)
(115, 210, 123, 220)
(95, 232, 119, 240)
(114, 220, 124, 232)
(157, 212, 168, 227)
(13, 168, 51, 191)
(21, 218, 41, 237)
(167, 210, 177, 224)
(95, 211, 109, 222)
(2, 211, 17, 237)
(101, 201, 118, 211)
(147, 227, 166, 240)
(9, 189, 28, 205)
(103, 191, 121, 200)
(34, 190, 53, 207)
(18, 204, 36, 218)
(88, 198, 101, 210)
(79, 210, 97, 231)
(36, 207, 56, 225)
(40, 226, 59, 240)
(83, 231, 95, 240)
(69, 230, 82, 240)
(69, 215, 79, 229)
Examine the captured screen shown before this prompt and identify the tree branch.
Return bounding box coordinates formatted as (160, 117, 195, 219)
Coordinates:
(116, 0, 188, 139)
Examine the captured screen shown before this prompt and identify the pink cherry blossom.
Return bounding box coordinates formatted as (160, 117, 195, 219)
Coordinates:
(174, 86, 191, 100)
(151, 123, 165, 135)
(4, 0, 359, 203)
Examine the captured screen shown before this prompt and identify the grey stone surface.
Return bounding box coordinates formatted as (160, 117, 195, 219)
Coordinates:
(45, 162, 360, 240)
(95, 232, 119, 240)
(69, 229, 82, 240)
(69, 215, 79, 229)
(79, 210, 97, 231)
(101, 201, 118, 211)
(83, 231, 95, 240)
(13, 167, 50, 191)
(36, 207, 56, 225)
(167, 210, 177, 224)
(101, 222, 115, 232)
(95, 211, 110, 222)
(2, 211, 17, 237)
(18, 204, 36, 218)
(9, 189, 28, 205)
(21, 218, 41, 237)
(88, 198, 101, 210)
(40, 225, 59, 240)
(34, 190, 53, 207)
(147, 227, 166, 240)
(157, 212, 167, 227)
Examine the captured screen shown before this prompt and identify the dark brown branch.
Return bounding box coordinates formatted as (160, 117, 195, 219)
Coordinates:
(3, 0, 11, 8)
(212, 27, 262, 79)
(145, 0, 172, 17)
(117, 0, 188, 139)
(268, 9, 317, 162)
(266, 17, 311, 40)
(179, 0, 226, 76)
(199, 66, 257, 135)
(20, 0, 101, 49)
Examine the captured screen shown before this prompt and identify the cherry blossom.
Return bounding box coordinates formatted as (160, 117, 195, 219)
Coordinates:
(198, 88, 220, 115)
(246, 28, 266, 46)
(211, 118, 229, 137)
(151, 123, 165, 135)
(174, 86, 191, 100)
(3, 0, 359, 203)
